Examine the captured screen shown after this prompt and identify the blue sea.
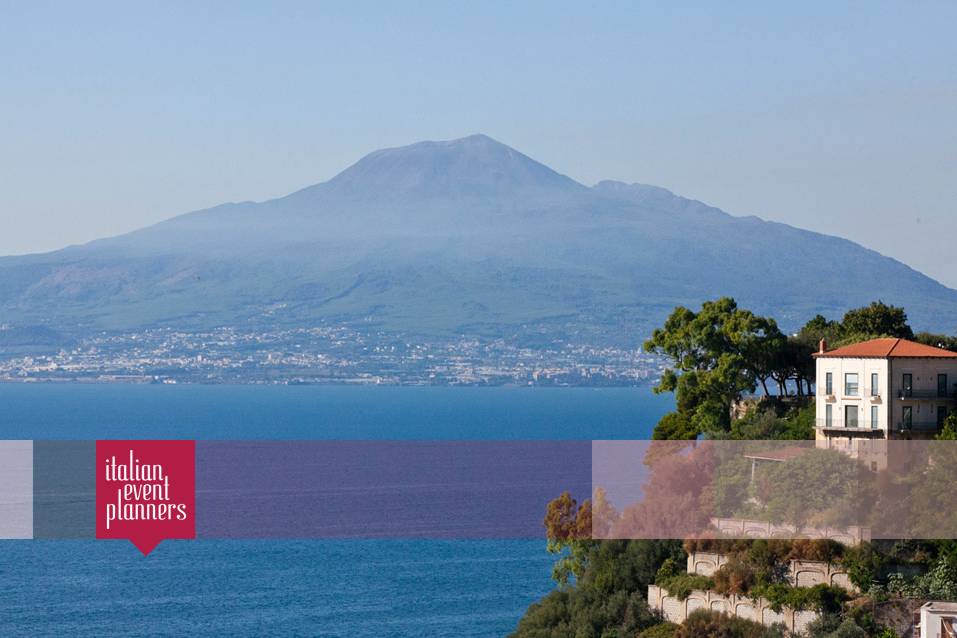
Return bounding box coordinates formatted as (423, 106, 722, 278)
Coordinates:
(0, 385, 668, 637)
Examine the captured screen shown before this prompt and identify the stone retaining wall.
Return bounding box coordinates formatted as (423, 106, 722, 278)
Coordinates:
(709, 517, 870, 545)
(687, 551, 728, 577)
(687, 551, 858, 594)
(648, 585, 819, 634)
(790, 559, 856, 592)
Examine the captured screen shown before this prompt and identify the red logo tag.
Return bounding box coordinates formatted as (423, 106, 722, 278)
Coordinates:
(96, 440, 196, 555)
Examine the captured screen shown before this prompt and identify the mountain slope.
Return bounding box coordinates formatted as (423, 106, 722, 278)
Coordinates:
(1, 134, 955, 343)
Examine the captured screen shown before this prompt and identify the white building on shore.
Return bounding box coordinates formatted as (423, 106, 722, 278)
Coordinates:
(917, 601, 957, 638)
(814, 337, 957, 438)
(814, 337, 957, 469)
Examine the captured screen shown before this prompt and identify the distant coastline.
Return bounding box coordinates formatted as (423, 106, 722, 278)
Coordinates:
(0, 325, 665, 386)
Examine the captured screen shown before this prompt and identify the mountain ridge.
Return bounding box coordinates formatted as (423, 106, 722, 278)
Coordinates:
(1, 134, 955, 343)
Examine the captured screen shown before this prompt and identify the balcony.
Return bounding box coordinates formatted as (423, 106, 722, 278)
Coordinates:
(816, 419, 882, 433)
(835, 388, 881, 400)
(895, 421, 943, 433)
(898, 389, 957, 400)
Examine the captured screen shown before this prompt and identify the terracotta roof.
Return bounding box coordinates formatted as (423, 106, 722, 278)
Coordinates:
(814, 337, 957, 359)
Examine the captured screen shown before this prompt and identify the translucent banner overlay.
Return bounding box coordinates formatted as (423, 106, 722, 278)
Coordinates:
(6, 439, 957, 541)
(0, 441, 32, 539)
(593, 440, 957, 541)
(197, 441, 591, 538)
(1, 440, 592, 540)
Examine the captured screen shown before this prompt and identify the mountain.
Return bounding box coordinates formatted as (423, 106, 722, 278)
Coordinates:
(1, 134, 955, 345)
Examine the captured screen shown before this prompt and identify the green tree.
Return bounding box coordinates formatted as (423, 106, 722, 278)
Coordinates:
(544, 491, 594, 585)
(719, 403, 815, 441)
(804, 615, 863, 638)
(755, 448, 872, 529)
(937, 412, 957, 440)
(510, 539, 683, 638)
(914, 332, 957, 352)
(651, 410, 697, 441)
(799, 302, 919, 351)
(796, 314, 843, 348)
(840, 542, 883, 590)
(644, 298, 785, 438)
(515, 299, 936, 638)
(790, 338, 816, 396)
(839, 301, 913, 340)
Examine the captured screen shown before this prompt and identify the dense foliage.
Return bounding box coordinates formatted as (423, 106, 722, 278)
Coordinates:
(514, 299, 957, 637)
(543, 491, 594, 585)
(645, 298, 938, 439)
(937, 412, 957, 440)
(509, 540, 684, 638)
(837, 302, 913, 341)
(673, 609, 785, 638)
(753, 448, 872, 528)
(723, 402, 816, 441)
(636, 623, 678, 638)
(677, 539, 849, 612)
(655, 573, 715, 600)
(643, 298, 788, 439)
(803, 614, 893, 638)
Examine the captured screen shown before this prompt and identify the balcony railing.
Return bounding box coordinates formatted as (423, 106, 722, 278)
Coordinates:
(816, 419, 946, 433)
(895, 421, 944, 432)
(816, 419, 881, 431)
(824, 388, 881, 399)
(898, 389, 957, 400)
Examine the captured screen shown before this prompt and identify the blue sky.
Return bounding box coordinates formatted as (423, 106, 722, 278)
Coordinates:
(2, 2, 956, 287)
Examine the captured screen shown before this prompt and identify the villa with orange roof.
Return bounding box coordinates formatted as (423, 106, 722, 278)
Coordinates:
(813, 338, 957, 466)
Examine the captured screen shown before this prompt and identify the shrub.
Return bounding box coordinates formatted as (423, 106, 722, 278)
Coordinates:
(838, 542, 882, 590)
(804, 615, 869, 638)
(712, 557, 756, 595)
(753, 583, 847, 613)
(655, 574, 715, 600)
(655, 558, 680, 582)
(510, 539, 683, 638)
(728, 403, 815, 440)
(637, 623, 678, 638)
(674, 609, 785, 638)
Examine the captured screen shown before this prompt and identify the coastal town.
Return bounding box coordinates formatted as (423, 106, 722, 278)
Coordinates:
(0, 325, 664, 386)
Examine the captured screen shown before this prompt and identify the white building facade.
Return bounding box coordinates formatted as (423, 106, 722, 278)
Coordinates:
(814, 338, 957, 446)
(917, 601, 957, 638)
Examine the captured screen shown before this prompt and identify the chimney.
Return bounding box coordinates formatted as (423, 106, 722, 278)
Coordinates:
(818, 338, 828, 354)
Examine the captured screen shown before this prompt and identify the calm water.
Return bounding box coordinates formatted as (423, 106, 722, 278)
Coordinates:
(0, 385, 668, 637)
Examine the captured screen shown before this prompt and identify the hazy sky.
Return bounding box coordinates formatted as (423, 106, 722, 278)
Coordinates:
(2, 2, 955, 287)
